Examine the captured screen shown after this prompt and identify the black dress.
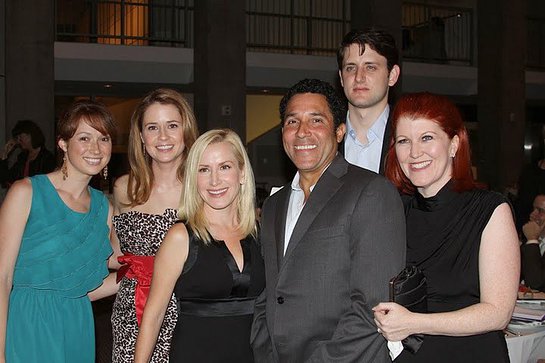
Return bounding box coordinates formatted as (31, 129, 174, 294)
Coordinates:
(169, 226, 265, 362)
(397, 182, 510, 363)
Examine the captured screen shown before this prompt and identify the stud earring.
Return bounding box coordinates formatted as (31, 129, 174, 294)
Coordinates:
(61, 154, 68, 180)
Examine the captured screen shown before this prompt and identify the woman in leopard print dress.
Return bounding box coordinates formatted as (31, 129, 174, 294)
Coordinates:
(110, 88, 199, 362)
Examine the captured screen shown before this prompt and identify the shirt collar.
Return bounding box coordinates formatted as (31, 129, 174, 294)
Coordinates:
(346, 105, 389, 141)
(290, 158, 335, 192)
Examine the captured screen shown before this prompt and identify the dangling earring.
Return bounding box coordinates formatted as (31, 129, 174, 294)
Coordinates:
(102, 165, 108, 180)
(61, 154, 68, 180)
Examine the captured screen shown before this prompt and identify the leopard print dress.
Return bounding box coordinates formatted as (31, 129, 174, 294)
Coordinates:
(111, 209, 178, 362)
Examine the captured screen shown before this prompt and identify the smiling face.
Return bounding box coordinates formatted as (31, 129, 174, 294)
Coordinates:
(197, 141, 245, 213)
(140, 103, 186, 166)
(394, 117, 459, 197)
(58, 119, 112, 179)
(282, 93, 345, 185)
(339, 43, 399, 112)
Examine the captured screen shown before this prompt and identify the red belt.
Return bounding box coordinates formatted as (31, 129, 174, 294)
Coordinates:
(117, 254, 155, 326)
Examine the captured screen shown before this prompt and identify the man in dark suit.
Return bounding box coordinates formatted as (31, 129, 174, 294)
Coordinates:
(521, 194, 545, 291)
(337, 28, 400, 175)
(251, 79, 406, 362)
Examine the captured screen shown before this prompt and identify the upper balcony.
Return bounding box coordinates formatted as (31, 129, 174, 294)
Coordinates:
(54, 0, 545, 97)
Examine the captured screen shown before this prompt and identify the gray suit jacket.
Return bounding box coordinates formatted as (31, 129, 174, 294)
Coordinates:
(251, 155, 406, 363)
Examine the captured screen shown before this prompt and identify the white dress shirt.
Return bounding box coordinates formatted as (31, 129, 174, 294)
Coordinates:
(344, 105, 389, 173)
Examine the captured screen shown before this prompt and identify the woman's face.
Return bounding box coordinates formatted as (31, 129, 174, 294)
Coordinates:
(16, 133, 32, 151)
(140, 103, 186, 166)
(197, 141, 244, 213)
(394, 117, 459, 197)
(58, 119, 112, 179)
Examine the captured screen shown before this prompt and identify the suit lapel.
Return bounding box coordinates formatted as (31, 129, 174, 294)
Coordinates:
(281, 155, 348, 270)
(273, 185, 291, 270)
(379, 108, 393, 175)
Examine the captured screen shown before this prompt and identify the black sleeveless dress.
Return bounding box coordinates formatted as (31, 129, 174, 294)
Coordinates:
(169, 226, 265, 362)
(397, 182, 510, 363)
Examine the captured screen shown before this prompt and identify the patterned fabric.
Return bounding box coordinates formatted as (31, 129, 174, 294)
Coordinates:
(6, 174, 112, 363)
(111, 209, 178, 362)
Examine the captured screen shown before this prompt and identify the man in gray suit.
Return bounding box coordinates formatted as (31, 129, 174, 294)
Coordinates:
(251, 79, 406, 362)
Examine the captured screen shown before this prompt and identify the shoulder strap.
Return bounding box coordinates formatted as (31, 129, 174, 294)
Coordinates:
(181, 225, 199, 275)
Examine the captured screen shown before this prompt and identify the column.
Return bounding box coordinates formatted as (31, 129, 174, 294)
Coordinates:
(5, 0, 55, 149)
(193, 0, 246, 140)
(477, 0, 526, 190)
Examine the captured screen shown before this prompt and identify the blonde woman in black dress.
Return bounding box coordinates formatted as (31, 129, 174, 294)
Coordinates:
(134, 129, 265, 363)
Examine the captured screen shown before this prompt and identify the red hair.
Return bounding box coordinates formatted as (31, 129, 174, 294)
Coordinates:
(385, 92, 479, 195)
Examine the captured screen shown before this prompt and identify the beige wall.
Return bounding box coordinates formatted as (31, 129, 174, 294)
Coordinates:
(246, 94, 282, 143)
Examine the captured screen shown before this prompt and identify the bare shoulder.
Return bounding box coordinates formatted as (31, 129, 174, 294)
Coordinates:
(5, 178, 33, 203)
(0, 178, 33, 222)
(164, 222, 189, 244)
(156, 222, 189, 267)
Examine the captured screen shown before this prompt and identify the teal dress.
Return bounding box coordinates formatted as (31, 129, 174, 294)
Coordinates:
(5, 174, 112, 362)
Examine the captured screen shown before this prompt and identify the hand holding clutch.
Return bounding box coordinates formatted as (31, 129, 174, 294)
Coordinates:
(389, 265, 427, 354)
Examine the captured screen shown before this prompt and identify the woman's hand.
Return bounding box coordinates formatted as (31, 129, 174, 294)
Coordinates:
(1, 139, 18, 160)
(373, 302, 416, 341)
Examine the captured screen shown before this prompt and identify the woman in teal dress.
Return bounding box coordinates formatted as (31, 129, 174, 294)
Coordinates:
(0, 100, 120, 362)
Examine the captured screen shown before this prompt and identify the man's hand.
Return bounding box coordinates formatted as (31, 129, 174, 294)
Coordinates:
(523, 220, 545, 241)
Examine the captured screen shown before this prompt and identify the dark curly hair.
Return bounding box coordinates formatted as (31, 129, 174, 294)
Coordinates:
(337, 28, 399, 72)
(279, 79, 346, 129)
(11, 120, 46, 148)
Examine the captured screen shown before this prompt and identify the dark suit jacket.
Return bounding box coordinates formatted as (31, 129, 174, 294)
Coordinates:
(338, 108, 393, 175)
(251, 155, 406, 363)
(521, 242, 545, 291)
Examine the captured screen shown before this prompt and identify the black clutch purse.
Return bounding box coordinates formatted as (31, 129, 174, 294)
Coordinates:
(389, 265, 427, 354)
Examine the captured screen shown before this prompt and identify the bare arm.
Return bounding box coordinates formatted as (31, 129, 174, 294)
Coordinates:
(134, 223, 189, 363)
(88, 272, 119, 301)
(0, 179, 32, 361)
(374, 203, 520, 340)
(108, 176, 129, 270)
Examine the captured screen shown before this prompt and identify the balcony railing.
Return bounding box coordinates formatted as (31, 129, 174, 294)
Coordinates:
(55, 1, 544, 68)
(402, 2, 473, 65)
(246, 0, 350, 56)
(55, 0, 194, 47)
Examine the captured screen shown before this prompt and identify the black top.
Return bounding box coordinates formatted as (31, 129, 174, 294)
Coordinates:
(0, 148, 56, 187)
(397, 182, 510, 363)
(169, 225, 265, 362)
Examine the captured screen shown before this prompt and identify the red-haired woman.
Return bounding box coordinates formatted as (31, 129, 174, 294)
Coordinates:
(373, 93, 519, 362)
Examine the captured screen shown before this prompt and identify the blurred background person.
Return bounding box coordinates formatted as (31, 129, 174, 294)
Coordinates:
(111, 88, 198, 362)
(0, 100, 119, 362)
(374, 92, 519, 363)
(134, 129, 265, 363)
(521, 194, 545, 292)
(514, 126, 545, 236)
(0, 119, 56, 188)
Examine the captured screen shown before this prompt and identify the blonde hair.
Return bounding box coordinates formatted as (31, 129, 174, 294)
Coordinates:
(126, 88, 199, 206)
(179, 129, 256, 244)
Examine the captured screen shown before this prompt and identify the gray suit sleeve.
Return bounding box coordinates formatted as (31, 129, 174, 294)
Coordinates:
(251, 198, 275, 362)
(307, 177, 406, 363)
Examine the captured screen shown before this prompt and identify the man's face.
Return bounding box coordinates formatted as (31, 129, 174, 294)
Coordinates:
(339, 43, 399, 110)
(282, 93, 345, 183)
(530, 195, 545, 227)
